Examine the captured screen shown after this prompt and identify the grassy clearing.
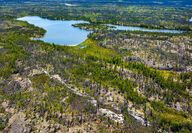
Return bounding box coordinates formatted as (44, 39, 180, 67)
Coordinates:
(75, 39, 119, 59)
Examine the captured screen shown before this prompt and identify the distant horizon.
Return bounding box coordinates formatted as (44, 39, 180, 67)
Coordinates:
(1, 0, 192, 6)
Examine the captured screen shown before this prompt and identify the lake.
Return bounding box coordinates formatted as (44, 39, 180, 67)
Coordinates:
(17, 16, 91, 46)
(107, 24, 183, 33)
(17, 16, 184, 46)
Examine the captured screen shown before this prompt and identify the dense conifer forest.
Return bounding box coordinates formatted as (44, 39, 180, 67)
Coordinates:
(0, 0, 192, 132)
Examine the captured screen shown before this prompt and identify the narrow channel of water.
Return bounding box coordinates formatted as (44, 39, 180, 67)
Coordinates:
(106, 24, 183, 33)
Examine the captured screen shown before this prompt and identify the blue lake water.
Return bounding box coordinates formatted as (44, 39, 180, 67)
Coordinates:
(17, 16, 91, 46)
(190, 17, 192, 22)
(107, 24, 183, 33)
(17, 16, 184, 46)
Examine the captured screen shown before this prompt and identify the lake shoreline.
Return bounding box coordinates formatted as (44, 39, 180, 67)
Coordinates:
(17, 16, 188, 46)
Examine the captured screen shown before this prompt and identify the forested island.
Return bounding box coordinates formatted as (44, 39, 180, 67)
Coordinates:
(72, 23, 115, 31)
(0, 0, 192, 132)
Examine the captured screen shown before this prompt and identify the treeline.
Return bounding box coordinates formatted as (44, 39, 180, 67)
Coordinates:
(1, 2, 192, 31)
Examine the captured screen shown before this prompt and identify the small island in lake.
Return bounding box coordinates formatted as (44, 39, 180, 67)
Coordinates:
(72, 23, 116, 31)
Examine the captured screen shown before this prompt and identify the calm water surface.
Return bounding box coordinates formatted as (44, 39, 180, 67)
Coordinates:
(17, 16, 184, 46)
(107, 24, 183, 33)
(17, 16, 91, 46)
